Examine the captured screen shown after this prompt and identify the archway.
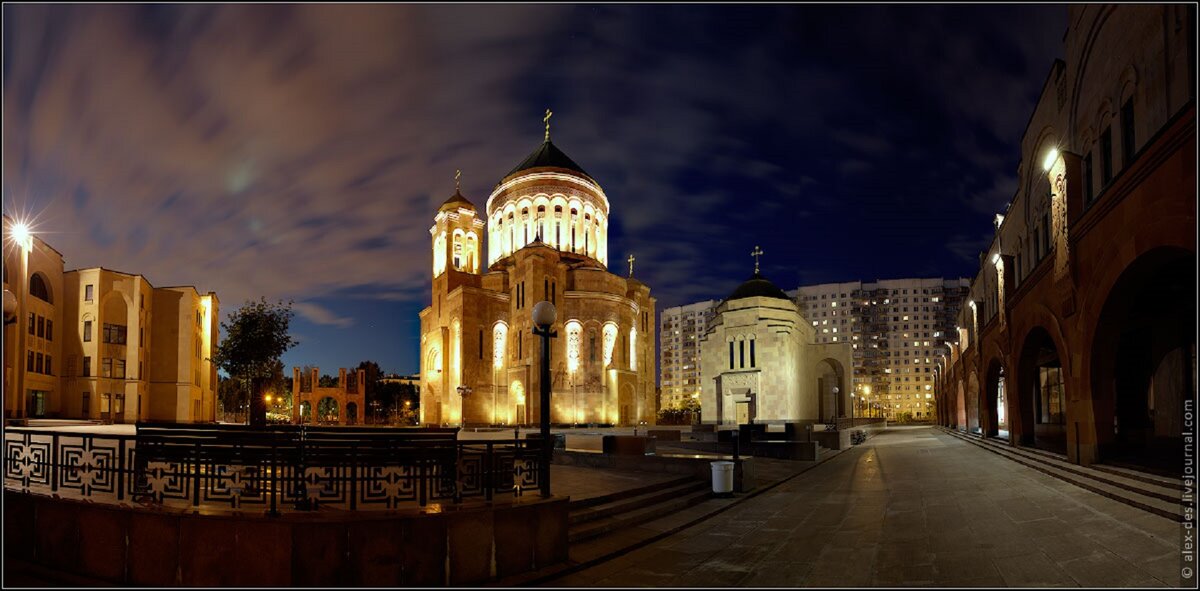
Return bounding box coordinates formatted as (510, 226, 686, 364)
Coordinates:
(1090, 247, 1195, 474)
(1017, 327, 1067, 453)
(317, 397, 340, 425)
(984, 359, 1008, 439)
(346, 402, 358, 425)
(298, 401, 312, 424)
(815, 358, 845, 423)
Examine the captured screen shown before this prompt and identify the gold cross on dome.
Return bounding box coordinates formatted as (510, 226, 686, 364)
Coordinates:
(751, 245, 764, 274)
(544, 108, 553, 141)
(627, 254, 636, 277)
(455, 169, 461, 192)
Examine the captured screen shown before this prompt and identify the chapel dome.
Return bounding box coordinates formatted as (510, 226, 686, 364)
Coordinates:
(725, 272, 792, 303)
(439, 189, 475, 213)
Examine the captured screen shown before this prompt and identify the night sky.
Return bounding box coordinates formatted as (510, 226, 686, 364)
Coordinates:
(3, 4, 1067, 376)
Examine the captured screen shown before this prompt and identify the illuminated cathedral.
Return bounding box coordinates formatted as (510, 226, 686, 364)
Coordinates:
(419, 113, 657, 426)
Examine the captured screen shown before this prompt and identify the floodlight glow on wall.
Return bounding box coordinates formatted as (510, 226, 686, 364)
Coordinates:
(1042, 148, 1059, 172)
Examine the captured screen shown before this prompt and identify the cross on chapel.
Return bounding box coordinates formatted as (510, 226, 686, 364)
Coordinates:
(455, 169, 461, 192)
(544, 109, 553, 141)
(751, 245, 764, 274)
(627, 254, 636, 277)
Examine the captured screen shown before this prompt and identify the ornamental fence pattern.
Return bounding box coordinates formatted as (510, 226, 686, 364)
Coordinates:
(3, 424, 547, 514)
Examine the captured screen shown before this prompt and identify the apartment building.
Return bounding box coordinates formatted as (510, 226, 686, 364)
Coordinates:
(658, 299, 718, 410)
(795, 278, 971, 420)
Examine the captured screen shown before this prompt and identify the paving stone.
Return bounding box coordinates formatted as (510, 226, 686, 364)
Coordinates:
(737, 560, 813, 586)
(991, 551, 1077, 586)
(1056, 549, 1155, 587)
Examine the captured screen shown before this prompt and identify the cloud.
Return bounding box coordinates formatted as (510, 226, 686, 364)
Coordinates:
(2, 3, 1067, 361)
(292, 302, 354, 328)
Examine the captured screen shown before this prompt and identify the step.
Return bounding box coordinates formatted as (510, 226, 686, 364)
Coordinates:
(940, 427, 1183, 521)
(569, 480, 709, 526)
(568, 487, 714, 544)
(568, 475, 697, 511)
(1091, 463, 1185, 492)
(965, 432, 1182, 505)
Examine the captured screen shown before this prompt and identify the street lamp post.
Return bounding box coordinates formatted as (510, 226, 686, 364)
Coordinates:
(531, 301, 557, 498)
(456, 385, 472, 426)
(831, 386, 839, 422)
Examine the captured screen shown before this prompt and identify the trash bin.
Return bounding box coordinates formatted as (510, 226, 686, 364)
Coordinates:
(710, 461, 735, 497)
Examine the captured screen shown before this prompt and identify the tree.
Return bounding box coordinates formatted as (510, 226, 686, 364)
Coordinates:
(211, 298, 297, 427)
(357, 360, 382, 397)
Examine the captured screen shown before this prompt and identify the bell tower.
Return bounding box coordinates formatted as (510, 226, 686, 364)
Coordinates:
(431, 170, 484, 280)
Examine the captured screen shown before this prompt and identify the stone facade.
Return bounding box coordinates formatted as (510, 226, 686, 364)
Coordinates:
(4, 217, 219, 424)
(936, 5, 1195, 472)
(419, 136, 656, 426)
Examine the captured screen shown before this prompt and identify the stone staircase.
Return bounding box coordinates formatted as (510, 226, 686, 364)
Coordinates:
(568, 476, 712, 544)
(939, 427, 1185, 522)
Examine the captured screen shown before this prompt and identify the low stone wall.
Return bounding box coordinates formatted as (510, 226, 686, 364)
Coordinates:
(553, 450, 756, 493)
(3, 491, 568, 586)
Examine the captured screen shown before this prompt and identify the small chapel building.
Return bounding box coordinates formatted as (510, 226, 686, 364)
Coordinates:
(699, 256, 853, 426)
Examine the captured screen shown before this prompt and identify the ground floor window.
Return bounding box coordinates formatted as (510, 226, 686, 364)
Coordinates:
(1037, 366, 1065, 424)
(26, 391, 46, 417)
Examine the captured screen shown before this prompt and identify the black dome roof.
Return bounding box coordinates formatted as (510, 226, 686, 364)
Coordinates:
(725, 272, 792, 303)
(505, 140, 592, 180)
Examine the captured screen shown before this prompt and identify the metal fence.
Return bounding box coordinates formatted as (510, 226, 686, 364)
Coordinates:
(3, 424, 548, 515)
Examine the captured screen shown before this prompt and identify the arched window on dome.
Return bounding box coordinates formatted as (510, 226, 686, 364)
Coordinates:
(521, 208, 530, 245)
(536, 205, 546, 242)
(584, 214, 592, 256)
(507, 212, 515, 255)
(554, 206, 563, 249)
(570, 208, 579, 253)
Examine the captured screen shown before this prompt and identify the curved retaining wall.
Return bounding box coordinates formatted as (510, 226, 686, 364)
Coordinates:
(4, 491, 568, 586)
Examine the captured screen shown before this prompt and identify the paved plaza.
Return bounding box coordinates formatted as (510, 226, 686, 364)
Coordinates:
(547, 426, 1186, 587)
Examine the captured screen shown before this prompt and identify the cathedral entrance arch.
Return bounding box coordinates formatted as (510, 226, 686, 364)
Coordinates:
(815, 358, 845, 422)
(1089, 247, 1195, 474)
(984, 360, 1007, 439)
(1017, 327, 1067, 453)
(346, 402, 358, 425)
(298, 401, 312, 423)
(511, 381, 526, 426)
